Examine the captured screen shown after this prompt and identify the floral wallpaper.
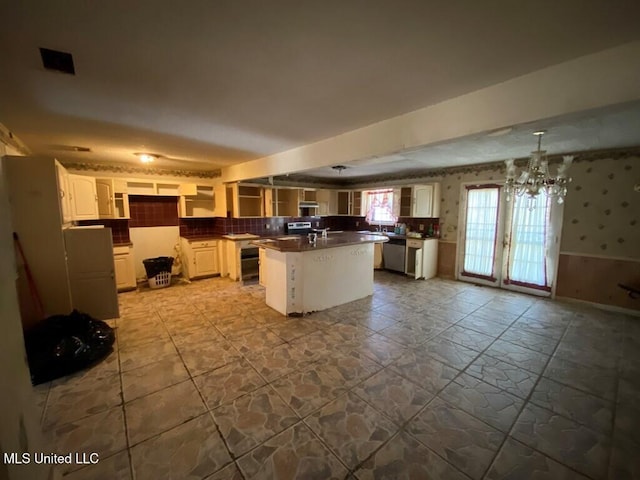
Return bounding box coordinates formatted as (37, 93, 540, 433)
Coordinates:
(433, 166, 503, 242)
(560, 155, 638, 259)
(424, 153, 638, 260)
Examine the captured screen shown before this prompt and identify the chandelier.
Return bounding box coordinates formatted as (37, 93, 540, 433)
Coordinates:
(504, 131, 573, 205)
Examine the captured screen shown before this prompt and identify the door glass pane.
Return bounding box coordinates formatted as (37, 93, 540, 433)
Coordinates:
(463, 188, 499, 277)
(506, 192, 551, 287)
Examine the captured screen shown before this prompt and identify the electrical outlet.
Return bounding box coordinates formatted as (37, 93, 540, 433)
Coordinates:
(419, 224, 424, 231)
(315, 222, 319, 227)
(265, 224, 270, 229)
(356, 221, 359, 226)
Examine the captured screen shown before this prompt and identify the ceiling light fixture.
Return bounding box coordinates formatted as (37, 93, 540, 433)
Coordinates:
(136, 153, 157, 164)
(504, 131, 573, 207)
(332, 165, 348, 174)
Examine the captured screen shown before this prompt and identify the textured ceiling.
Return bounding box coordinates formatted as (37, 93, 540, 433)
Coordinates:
(292, 102, 640, 181)
(1, 1, 639, 174)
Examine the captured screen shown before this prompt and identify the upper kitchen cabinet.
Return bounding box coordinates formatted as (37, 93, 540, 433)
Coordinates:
(315, 189, 336, 216)
(334, 190, 363, 216)
(265, 187, 300, 217)
(352, 191, 363, 216)
(68, 174, 99, 220)
(125, 180, 181, 196)
(96, 178, 130, 219)
(336, 190, 351, 215)
(398, 183, 441, 218)
(226, 183, 265, 217)
(55, 160, 72, 224)
(178, 184, 215, 218)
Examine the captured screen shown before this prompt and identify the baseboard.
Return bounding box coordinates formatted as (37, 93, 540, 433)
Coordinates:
(556, 296, 640, 317)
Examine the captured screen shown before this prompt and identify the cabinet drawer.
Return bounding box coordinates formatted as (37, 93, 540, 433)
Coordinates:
(406, 239, 424, 249)
(113, 245, 130, 255)
(190, 240, 217, 249)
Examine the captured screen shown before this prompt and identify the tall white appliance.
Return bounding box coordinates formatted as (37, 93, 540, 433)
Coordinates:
(64, 227, 119, 320)
(3, 156, 119, 325)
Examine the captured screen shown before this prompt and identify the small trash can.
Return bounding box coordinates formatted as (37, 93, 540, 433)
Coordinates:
(143, 256, 174, 289)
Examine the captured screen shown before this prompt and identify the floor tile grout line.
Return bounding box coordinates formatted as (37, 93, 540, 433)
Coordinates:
(604, 335, 622, 478)
(113, 316, 136, 480)
(152, 304, 243, 479)
(481, 314, 600, 480)
(51, 275, 630, 479)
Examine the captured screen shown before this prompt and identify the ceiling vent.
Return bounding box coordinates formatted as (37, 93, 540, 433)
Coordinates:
(39, 48, 75, 75)
(50, 144, 91, 152)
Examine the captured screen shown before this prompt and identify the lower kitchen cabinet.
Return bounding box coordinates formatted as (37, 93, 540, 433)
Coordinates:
(259, 247, 266, 286)
(180, 238, 220, 279)
(113, 245, 136, 291)
(373, 242, 383, 269)
(405, 238, 438, 279)
(223, 236, 260, 281)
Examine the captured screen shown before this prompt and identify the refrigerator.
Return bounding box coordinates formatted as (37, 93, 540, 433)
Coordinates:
(64, 227, 119, 320)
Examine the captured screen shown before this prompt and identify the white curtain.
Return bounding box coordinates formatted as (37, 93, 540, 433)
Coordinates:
(365, 190, 396, 224)
(463, 187, 499, 277)
(506, 192, 551, 287)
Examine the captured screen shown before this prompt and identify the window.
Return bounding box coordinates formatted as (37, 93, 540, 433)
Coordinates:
(365, 190, 396, 224)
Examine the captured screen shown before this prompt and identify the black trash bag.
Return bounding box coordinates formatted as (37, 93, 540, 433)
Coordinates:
(142, 256, 174, 278)
(24, 309, 116, 385)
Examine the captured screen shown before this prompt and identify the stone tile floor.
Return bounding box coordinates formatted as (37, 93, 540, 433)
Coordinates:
(33, 272, 639, 479)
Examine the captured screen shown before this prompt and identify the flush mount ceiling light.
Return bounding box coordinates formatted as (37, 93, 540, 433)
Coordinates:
(332, 165, 348, 174)
(135, 153, 157, 164)
(504, 131, 574, 206)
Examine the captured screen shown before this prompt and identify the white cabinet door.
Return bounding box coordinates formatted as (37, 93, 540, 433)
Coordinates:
(413, 185, 434, 217)
(69, 174, 99, 220)
(56, 162, 72, 224)
(422, 239, 438, 279)
(96, 179, 115, 218)
(193, 248, 219, 277)
(373, 242, 383, 269)
(259, 247, 266, 286)
(64, 228, 119, 319)
(114, 249, 136, 290)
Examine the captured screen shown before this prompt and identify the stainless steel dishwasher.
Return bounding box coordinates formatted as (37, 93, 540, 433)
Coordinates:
(383, 237, 406, 273)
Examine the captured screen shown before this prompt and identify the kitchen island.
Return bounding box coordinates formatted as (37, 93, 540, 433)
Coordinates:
(253, 232, 388, 316)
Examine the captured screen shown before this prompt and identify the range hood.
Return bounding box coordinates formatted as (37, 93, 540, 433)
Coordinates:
(298, 201, 319, 208)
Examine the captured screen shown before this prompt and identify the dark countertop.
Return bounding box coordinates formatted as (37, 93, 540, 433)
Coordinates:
(252, 232, 389, 252)
(181, 234, 224, 241)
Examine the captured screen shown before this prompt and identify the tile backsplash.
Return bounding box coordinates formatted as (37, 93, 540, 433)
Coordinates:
(77, 219, 131, 244)
(179, 215, 440, 237)
(129, 195, 179, 228)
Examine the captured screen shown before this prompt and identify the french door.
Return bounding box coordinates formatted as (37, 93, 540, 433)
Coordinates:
(458, 184, 562, 296)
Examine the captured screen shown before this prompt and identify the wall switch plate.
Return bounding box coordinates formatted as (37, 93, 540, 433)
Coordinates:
(419, 224, 424, 231)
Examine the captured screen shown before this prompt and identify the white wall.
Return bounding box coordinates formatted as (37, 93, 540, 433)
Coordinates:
(129, 226, 181, 280)
(0, 158, 51, 480)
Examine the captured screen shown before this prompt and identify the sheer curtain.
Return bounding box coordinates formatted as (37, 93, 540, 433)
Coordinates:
(365, 190, 396, 224)
(505, 192, 551, 288)
(463, 187, 499, 278)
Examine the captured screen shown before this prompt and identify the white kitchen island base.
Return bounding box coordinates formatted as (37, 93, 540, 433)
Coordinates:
(263, 241, 376, 316)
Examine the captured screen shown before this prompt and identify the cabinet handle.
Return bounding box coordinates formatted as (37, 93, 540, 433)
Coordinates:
(60, 190, 65, 198)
